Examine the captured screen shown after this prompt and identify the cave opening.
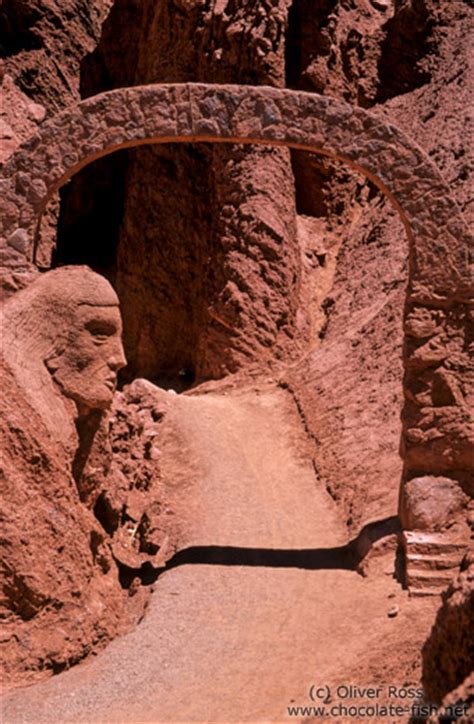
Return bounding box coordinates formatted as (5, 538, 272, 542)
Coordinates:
(0, 2, 43, 57)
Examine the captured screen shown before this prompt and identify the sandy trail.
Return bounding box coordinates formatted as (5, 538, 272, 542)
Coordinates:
(2, 387, 436, 722)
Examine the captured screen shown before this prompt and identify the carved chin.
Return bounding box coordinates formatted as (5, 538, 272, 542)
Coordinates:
(74, 387, 115, 410)
(52, 374, 115, 411)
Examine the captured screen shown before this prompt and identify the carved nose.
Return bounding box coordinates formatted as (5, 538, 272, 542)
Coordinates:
(109, 342, 127, 371)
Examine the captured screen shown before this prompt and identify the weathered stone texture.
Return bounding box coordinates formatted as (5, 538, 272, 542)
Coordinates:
(422, 554, 474, 705)
(1, 85, 471, 291)
(401, 476, 469, 532)
(1, 0, 114, 113)
(0, 267, 144, 683)
(89, 0, 301, 383)
(0, 0, 473, 696)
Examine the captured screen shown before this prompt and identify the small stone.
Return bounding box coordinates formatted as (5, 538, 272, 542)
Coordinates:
(402, 476, 467, 531)
(27, 100, 46, 124)
(149, 447, 160, 461)
(388, 605, 400, 618)
(7, 228, 29, 254)
(128, 577, 141, 597)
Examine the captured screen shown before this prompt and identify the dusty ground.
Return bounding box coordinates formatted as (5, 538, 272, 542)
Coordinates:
(1, 384, 440, 722)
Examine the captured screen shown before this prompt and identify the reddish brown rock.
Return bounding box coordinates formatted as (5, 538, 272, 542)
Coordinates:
(0, 0, 472, 694)
(0, 267, 175, 686)
(422, 554, 474, 705)
(106, 378, 181, 571)
(0, 74, 45, 163)
(0, 0, 114, 114)
(428, 673, 474, 723)
(401, 476, 469, 532)
(60, 0, 302, 384)
(284, 0, 473, 536)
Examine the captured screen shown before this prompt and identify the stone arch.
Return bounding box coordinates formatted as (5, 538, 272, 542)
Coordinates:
(0, 84, 471, 299)
(1, 83, 472, 583)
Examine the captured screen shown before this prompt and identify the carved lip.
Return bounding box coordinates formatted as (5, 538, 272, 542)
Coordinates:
(104, 377, 116, 391)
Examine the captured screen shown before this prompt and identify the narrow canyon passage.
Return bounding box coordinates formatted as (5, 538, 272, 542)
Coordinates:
(2, 385, 438, 723)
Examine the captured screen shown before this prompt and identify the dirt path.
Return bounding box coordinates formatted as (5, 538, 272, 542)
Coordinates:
(162, 387, 346, 550)
(2, 387, 438, 722)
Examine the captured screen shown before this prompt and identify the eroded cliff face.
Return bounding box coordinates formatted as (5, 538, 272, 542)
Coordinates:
(1, 363, 148, 683)
(56, 0, 303, 385)
(422, 553, 474, 706)
(1, 0, 472, 689)
(52, 0, 473, 533)
(284, 0, 473, 532)
(0, 0, 114, 112)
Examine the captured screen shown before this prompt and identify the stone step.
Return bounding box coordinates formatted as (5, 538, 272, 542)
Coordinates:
(402, 531, 467, 557)
(408, 586, 452, 598)
(406, 553, 464, 571)
(406, 568, 455, 595)
(409, 587, 445, 598)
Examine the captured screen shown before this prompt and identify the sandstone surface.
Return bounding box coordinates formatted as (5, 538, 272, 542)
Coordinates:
(0, 268, 178, 685)
(1, 385, 441, 722)
(422, 553, 474, 708)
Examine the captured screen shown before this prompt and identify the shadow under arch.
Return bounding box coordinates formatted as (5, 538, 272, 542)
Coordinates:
(0, 83, 472, 558)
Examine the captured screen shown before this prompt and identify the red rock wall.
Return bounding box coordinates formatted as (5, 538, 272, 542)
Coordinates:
(422, 554, 474, 705)
(0, 361, 144, 683)
(1, 0, 113, 112)
(284, 0, 473, 531)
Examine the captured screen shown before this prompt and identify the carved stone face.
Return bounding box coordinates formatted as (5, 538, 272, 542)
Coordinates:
(50, 304, 127, 410)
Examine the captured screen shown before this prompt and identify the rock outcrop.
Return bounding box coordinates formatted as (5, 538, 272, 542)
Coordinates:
(2, 0, 472, 530)
(284, 0, 473, 536)
(422, 554, 474, 710)
(0, 268, 176, 685)
(2, 81, 471, 597)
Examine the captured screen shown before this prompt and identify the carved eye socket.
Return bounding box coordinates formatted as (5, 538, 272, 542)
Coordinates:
(85, 319, 118, 342)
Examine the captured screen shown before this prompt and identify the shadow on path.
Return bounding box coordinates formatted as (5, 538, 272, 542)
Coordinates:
(167, 544, 353, 570)
(129, 516, 401, 586)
